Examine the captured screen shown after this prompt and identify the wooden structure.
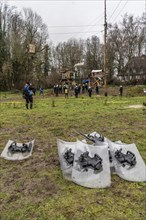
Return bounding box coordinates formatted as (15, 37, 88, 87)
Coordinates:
(90, 69, 104, 86)
(60, 68, 75, 87)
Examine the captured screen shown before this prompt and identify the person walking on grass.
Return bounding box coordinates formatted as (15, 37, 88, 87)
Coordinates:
(119, 85, 123, 96)
(65, 87, 69, 98)
(23, 82, 33, 109)
(54, 85, 59, 97)
(74, 85, 79, 98)
(88, 86, 92, 97)
(40, 87, 44, 96)
(96, 84, 99, 95)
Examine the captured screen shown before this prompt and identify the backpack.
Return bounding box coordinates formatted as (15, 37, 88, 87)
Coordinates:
(23, 85, 29, 96)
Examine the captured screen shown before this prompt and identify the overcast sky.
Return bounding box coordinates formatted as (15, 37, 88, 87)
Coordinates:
(9, 0, 146, 45)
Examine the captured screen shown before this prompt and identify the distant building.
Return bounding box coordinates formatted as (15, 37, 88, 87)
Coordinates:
(60, 67, 75, 87)
(118, 55, 146, 83)
(90, 69, 103, 79)
(60, 68, 74, 80)
(90, 69, 104, 86)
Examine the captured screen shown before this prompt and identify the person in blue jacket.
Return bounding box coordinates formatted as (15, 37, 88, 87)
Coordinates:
(23, 82, 33, 109)
(39, 87, 44, 96)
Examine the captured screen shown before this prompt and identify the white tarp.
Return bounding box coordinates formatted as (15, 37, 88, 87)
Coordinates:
(72, 140, 111, 188)
(109, 142, 146, 182)
(1, 140, 35, 161)
(89, 132, 146, 181)
(57, 138, 111, 187)
(87, 132, 146, 181)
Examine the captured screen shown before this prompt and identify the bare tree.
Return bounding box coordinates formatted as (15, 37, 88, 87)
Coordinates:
(84, 36, 102, 73)
(107, 14, 145, 80)
(53, 38, 84, 71)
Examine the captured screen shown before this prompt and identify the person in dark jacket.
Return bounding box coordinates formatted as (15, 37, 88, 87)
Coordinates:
(78, 84, 81, 94)
(85, 83, 88, 92)
(88, 86, 92, 97)
(96, 85, 99, 95)
(32, 87, 36, 95)
(23, 82, 33, 109)
(39, 87, 44, 96)
(119, 85, 123, 96)
(74, 85, 79, 98)
(82, 84, 85, 93)
(54, 85, 59, 97)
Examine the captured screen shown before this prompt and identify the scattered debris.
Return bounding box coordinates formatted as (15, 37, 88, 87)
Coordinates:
(57, 132, 146, 188)
(1, 140, 35, 160)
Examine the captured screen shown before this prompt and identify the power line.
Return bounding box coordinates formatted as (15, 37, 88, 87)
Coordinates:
(71, 12, 104, 39)
(110, 0, 129, 23)
(49, 30, 104, 35)
(108, 0, 123, 21)
(48, 24, 103, 28)
(78, 13, 104, 39)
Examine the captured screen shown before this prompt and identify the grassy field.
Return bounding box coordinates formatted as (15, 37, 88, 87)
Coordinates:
(0, 86, 146, 220)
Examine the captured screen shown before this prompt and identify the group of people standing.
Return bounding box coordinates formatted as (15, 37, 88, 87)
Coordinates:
(53, 83, 123, 98)
(53, 83, 99, 98)
(53, 84, 63, 97)
(74, 84, 93, 98)
(53, 84, 70, 98)
(22, 81, 124, 109)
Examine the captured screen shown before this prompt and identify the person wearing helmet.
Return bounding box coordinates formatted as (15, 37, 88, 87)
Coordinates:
(23, 82, 33, 109)
(88, 86, 92, 97)
(119, 85, 123, 96)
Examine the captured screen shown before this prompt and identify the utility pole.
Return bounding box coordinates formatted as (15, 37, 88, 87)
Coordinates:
(104, 0, 107, 96)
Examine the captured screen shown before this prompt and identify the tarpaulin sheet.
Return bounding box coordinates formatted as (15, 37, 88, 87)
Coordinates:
(86, 132, 115, 173)
(72, 140, 111, 188)
(109, 142, 146, 182)
(1, 139, 35, 161)
(80, 132, 146, 182)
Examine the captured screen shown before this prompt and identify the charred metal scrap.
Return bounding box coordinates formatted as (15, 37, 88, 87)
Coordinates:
(57, 133, 146, 187)
(77, 151, 103, 172)
(115, 148, 136, 167)
(78, 131, 112, 163)
(63, 148, 74, 165)
(8, 142, 32, 154)
(78, 132, 104, 143)
(76, 132, 138, 169)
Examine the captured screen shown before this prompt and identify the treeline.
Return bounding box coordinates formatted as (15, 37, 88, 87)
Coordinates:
(0, 1, 49, 90)
(0, 1, 145, 90)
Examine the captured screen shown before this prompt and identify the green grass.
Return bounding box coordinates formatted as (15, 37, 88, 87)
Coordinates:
(0, 87, 146, 220)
